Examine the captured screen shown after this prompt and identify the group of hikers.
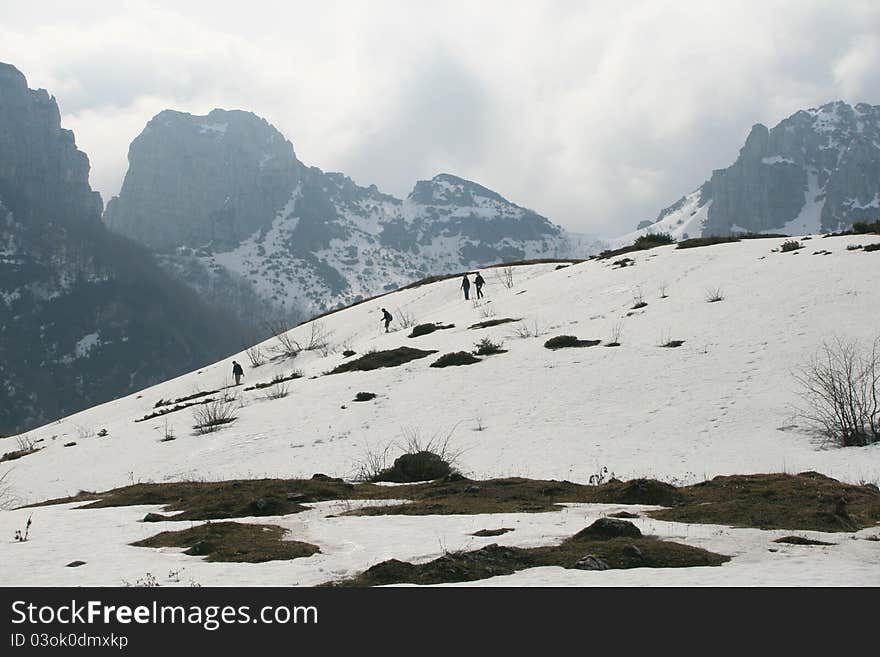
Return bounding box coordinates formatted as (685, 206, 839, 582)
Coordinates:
(379, 271, 487, 332)
(231, 271, 492, 379)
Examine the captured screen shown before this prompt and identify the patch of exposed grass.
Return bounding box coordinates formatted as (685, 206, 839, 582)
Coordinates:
(430, 351, 481, 367)
(774, 536, 836, 546)
(649, 472, 880, 532)
(132, 522, 319, 563)
(544, 335, 601, 350)
(409, 323, 455, 338)
(1, 446, 40, 462)
(353, 392, 377, 402)
(471, 528, 514, 537)
(863, 242, 880, 252)
(329, 347, 437, 374)
(244, 371, 303, 391)
(677, 235, 741, 249)
(136, 398, 216, 423)
(328, 531, 727, 586)
(39, 478, 360, 521)
(468, 317, 521, 330)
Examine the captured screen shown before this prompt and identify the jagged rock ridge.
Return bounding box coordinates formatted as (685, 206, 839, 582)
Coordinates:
(619, 101, 880, 244)
(0, 63, 248, 435)
(104, 110, 595, 327)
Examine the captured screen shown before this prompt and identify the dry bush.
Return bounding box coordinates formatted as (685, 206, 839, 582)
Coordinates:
(510, 319, 543, 339)
(265, 319, 301, 358)
(705, 287, 725, 303)
(794, 337, 880, 447)
(193, 391, 239, 434)
(496, 266, 515, 289)
(246, 345, 266, 368)
(395, 307, 417, 329)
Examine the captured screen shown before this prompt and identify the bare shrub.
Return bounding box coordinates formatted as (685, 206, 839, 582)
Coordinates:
(0, 469, 17, 510)
(265, 319, 301, 358)
(395, 307, 417, 329)
(192, 391, 238, 434)
(352, 442, 393, 482)
(264, 376, 290, 401)
(608, 319, 624, 346)
(478, 303, 496, 319)
(303, 321, 333, 354)
(496, 266, 514, 289)
(246, 345, 266, 368)
(631, 286, 647, 309)
(705, 287, 725, 303)
(161, 419, 176, 442)
(658, 281, 669, 298)
(794, 337, 880, 447)
(510, 319, 543, 339)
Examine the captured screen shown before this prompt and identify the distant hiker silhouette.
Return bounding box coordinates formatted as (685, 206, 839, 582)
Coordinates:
(381, 308, 393, 333)
(461, 274, 471, 300)
(474, 272, 485, 299)
(232, 360, 244, 386)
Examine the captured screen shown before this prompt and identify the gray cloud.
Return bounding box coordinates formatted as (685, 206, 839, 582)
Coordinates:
(2, 0, 878, 236)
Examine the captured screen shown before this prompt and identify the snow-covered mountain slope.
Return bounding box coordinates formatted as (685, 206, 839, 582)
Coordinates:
(2, 234, 879, 586)
(105, 109, 599, 328)
(615, 101, 880, 247)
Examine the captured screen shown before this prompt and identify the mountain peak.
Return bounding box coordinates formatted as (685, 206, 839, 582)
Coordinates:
(407, 173, 509, 206)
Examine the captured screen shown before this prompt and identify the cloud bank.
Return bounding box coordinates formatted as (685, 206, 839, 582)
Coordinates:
(3, 0, 879, 235)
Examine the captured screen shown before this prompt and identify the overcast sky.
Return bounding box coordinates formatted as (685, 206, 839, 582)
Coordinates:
(3, 1, 879, 236)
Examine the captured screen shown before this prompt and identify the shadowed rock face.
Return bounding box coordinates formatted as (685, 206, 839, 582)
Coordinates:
(0, 63, 248, 435)
(104, 108, 304, 251)
(648, 101, 880, 236)
(0, 63, 102, 226)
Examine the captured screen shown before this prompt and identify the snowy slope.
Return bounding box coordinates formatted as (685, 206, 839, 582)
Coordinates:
(2, 234, 880, 586)
(611, 190, 711, 247)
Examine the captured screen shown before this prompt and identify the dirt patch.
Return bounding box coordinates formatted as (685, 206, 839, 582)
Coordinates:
(595, 479, 684, 506)
(329, 347, 438, 374)
(650, 472, 880, 532)
(353, 392, 377, 402)
(132, 521, 319, 563)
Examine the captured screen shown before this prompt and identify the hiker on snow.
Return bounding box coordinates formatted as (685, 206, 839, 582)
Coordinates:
(474, 272, 485, 299)
(461, 274, 471, 300)
(381, 308, 393, 333)
(232, 360, 244, 386)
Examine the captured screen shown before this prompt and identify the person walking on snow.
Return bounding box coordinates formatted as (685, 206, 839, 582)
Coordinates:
(461, 274, 471, 300)
(232, 360, 244, 386)
(474, 272, 485, 299)
(381, 308, 393, 333)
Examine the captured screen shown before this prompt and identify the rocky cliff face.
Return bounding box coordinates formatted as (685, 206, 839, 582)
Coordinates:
(622, 101, 880, 243)
(105, 108, 302, 251)
(0, 64, 248, 435)
(105, 111, 593, 326)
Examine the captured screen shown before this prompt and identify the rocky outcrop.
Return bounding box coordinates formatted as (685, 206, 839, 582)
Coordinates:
(622, 101, 880, 243)
(0, 63, 102, 226)
(105, 112, 593, 327)
(105, 108, 302, 251)
(0, 64, 248, 435)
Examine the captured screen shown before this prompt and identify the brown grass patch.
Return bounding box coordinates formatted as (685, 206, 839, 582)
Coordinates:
(132, 521, 319, 563)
